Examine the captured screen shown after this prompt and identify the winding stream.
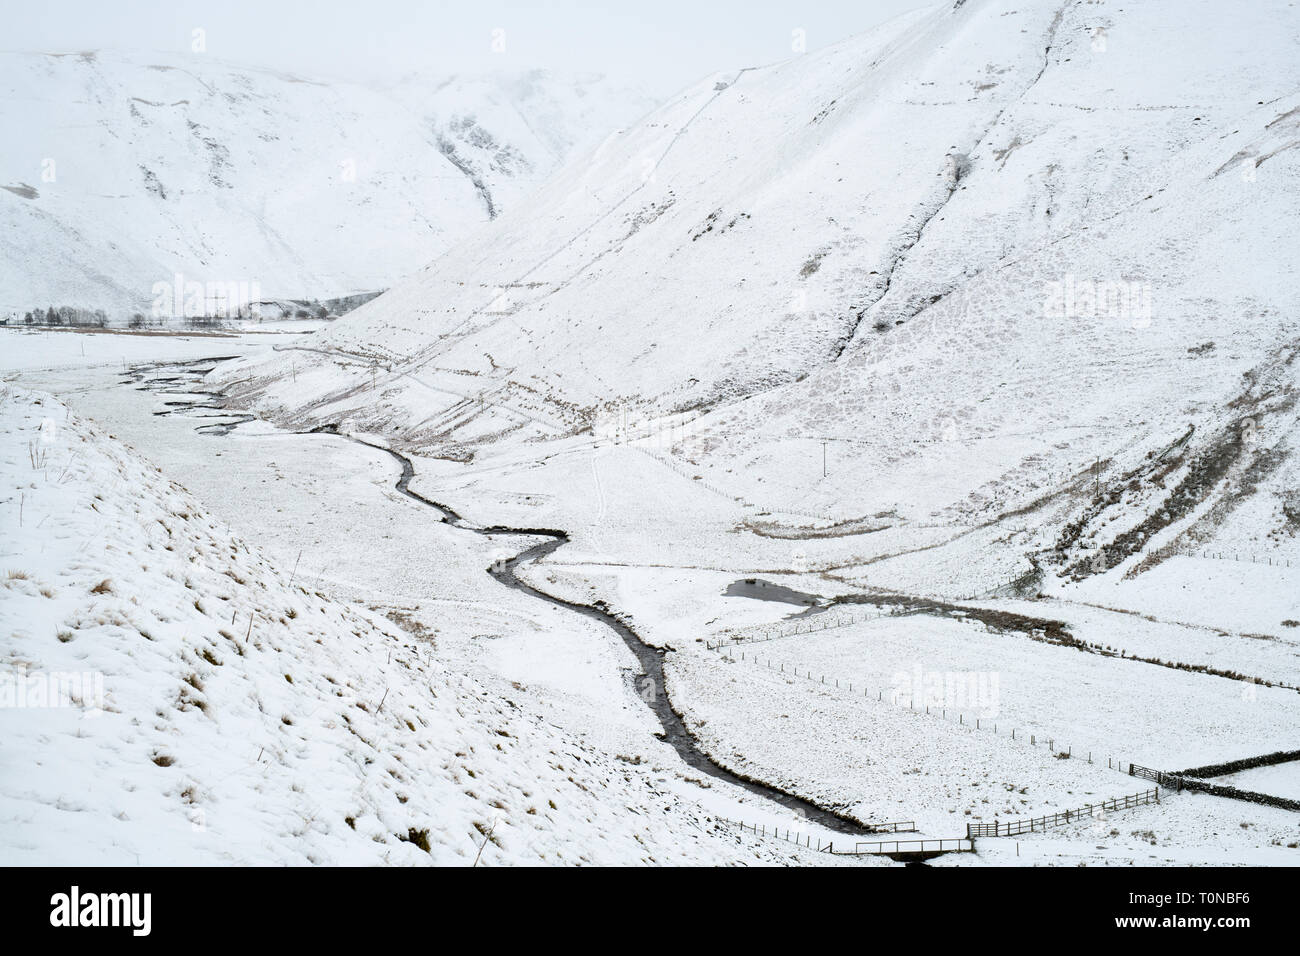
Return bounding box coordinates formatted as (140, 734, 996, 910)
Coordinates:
(124, 357, 875, 836)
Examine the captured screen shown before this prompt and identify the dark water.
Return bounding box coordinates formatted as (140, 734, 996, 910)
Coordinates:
(724, 577, 824, 607)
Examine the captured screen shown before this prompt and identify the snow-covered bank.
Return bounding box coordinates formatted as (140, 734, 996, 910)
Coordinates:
(0, 384, 802, 865)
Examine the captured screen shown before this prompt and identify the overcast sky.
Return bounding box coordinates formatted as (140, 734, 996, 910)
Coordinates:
(5, 0, 935, 96)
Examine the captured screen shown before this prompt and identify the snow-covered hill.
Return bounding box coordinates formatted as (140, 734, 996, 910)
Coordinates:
(220, 0, 1300, 593)
(0, 50, 656, 319)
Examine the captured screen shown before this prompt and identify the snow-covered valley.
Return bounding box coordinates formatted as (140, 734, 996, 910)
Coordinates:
(1, 334, 834, 865)
(4, 320, 1298, 866)
(3, 0, 1299, 870)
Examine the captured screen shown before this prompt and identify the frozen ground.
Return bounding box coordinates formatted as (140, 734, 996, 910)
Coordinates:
(5, 325, 1297, 865)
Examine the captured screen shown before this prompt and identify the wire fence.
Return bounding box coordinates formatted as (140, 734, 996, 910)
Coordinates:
(706, 608, 895, 650)
(710, 644, 1138, 779)
(634, 448, 746, 505)
(1197, 549, 1295, 568)
(721, 818, 974, 857)
(966, 788, 1160, 838)
(723, 818, 836, 853)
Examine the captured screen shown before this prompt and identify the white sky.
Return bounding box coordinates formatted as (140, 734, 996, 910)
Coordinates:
(5, 0, 936, 96)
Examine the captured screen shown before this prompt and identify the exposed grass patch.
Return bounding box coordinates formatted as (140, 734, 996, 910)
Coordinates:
(399, 827, 431, 852)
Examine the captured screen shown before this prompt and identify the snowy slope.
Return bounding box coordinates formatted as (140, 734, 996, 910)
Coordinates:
(0, 50, 656, 318)
(0, 384, 794, 865)
(387, 69, 662, 219)
(221, 0, 1300, 593)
